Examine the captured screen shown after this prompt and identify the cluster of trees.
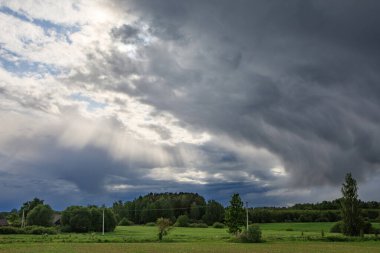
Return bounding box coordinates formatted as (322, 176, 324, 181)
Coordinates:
(2, 198, 117, 233)
(290, 199, 380, 210)
(249, 209, 341, 223)
(112, 192, 224, 225)
(4, 198, 55, 227)
(61, 206, 116, 232)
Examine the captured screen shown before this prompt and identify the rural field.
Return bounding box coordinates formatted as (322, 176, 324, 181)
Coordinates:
(1, 223, 379, 253)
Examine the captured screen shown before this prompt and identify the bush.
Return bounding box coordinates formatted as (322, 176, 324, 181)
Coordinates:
(118, 218, 134, 226)
(189, 223, 208, 228)
(330, 221, 343, 233)
(24, 226, 58, 235)
(0, 226, 58, 235)
(175, 215, 189, 227)
(157, 218, 172, 241)
(60, 225, 72, 233)
(145, 222, 156, 226)
(362, 221, 373, 234)
(239, 225, 262, 243)
(0, 226, 23, 234)
(330, 220, 374, 234)
(213, 222, 225, 228)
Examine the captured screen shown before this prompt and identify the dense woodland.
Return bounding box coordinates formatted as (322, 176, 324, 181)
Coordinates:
(112, 192, 224, 225)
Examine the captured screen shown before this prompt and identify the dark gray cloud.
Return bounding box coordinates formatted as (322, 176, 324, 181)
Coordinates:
(99, 0, 380, 187)
(111, 24, 140, 44)
(2, 0, 380, 210)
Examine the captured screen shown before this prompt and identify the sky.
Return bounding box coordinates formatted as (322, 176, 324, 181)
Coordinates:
(1, 0, 380, 211)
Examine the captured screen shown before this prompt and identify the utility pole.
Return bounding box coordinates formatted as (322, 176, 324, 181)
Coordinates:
(21, 210, 25, 228)
(246, 201, 249, 231)
(102, 208, 105, 236)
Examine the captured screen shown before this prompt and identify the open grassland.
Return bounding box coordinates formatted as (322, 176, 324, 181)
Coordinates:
(0, 223, 379, 252)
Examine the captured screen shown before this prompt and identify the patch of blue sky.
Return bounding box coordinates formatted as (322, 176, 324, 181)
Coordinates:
(0, 6, 80, 44)
(0, 46, 61, 76)
(70, 93, 107, 111)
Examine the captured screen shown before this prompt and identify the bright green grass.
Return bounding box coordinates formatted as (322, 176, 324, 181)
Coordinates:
(0, 223, 379, 245)
(0, 223, 379, 253)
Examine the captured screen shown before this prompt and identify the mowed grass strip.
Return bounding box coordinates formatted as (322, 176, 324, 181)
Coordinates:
(1, 242, 380, 253)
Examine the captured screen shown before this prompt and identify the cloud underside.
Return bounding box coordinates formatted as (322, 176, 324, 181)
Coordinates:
(1, 0, 380, 209)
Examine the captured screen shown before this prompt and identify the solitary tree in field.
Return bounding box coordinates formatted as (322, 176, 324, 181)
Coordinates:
(340, 173, 362, 236)
(225, 193, 245, 235)
(156, 217, 172, 241)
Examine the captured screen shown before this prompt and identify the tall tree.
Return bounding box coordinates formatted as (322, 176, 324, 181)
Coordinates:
(20, 198, 44, 217)
(26, 204, 54, 227)
(340, 173, 362, 236)
(225, 193, 245, 235)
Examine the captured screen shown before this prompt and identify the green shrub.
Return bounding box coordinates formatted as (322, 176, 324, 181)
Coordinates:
(212, 222, 225, 228)
(189, 223, 208, 228)
(145, 222, 156, 226)
(118, 218, 134, 226)
(330, 221, 343, 233)
(239, 225, 262, 243)
(24, 226, 58, 235)
(0, 226, 57, 235)
(362, 221, 373, 234)
(175, 215, 189, 227)
(60, 225, 72, 233)
(0, 226, 23, 234)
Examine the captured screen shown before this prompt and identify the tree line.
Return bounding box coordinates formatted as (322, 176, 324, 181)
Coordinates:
(1, 173, 379, 237)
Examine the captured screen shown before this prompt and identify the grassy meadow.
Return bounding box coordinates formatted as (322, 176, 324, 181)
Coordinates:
(0, 223, 379, 253)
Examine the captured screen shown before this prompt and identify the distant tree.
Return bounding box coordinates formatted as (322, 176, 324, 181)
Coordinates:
(156, 217, 172, 241)
(6, 210, 21, 226)
(68, 207, 92, 233)
(103, 208, 117, 232)
(202, 200, 225, 225)
(225, 193, 245, 235)
(340, 173, 363, 236)
(26, 204, 54, 227)
(112, 200, 126, 222)
(189, 202, 200, 220)
(20, 198, 44, 217)
(62, 206, 117, 233)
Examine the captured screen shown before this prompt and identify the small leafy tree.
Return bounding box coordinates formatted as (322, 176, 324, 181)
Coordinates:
(225, 193, 245, 235)
(156, 217, 172, 241)
(340, 173, 363, 236)
(175, 214, 189, 227)
(26, 204, 54, 227)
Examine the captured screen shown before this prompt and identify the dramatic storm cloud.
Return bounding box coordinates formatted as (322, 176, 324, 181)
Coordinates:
(1, 0, 380, 210)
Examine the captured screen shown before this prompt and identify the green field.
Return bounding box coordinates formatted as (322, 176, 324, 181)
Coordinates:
(1, 223, 379, 253)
